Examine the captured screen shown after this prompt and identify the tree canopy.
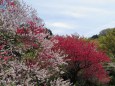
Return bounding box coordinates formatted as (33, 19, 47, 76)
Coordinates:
(99, 28, 115, 58)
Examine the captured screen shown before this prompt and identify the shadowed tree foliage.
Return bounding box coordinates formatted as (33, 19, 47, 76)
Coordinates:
(90, 34, 99, 39)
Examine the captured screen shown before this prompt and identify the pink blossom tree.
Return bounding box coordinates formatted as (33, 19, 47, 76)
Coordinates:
(0, 0, 70, 85)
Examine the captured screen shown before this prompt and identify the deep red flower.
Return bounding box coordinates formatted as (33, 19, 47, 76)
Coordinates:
(32, 43, 39, 49)
(9, 1, 15, 7)
(16, 28, 29, 35)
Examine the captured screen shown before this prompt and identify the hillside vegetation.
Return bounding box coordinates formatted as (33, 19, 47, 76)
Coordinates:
(0, 0, 115, 86)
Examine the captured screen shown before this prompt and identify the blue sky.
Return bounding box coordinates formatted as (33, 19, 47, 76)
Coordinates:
(24, 0, 115, 37)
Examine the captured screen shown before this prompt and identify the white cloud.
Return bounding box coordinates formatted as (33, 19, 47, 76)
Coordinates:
(80, 0, 115, 4)
(84, 21, 115, 37)
(45, 22, 79, 35)
(46, 22, 77, 29)
(97, 21, 115, 31)
(51, 22, 71, 29)
(63, 6, 115, 19)
(25, 0, 115, 19)
(24, 0, 115, 37)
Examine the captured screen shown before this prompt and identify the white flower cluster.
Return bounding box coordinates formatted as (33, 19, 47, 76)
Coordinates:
(0, 0, 43, 31)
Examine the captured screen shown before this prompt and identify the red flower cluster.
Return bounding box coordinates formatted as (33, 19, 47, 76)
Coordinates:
(53, 35, 110, 83)
(16, 28, 29, 35)
(0, 0, 15, 6)
(27, 21, 45, 35)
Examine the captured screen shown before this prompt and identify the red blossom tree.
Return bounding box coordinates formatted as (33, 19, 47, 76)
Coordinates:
(53, 35, 110, 84)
